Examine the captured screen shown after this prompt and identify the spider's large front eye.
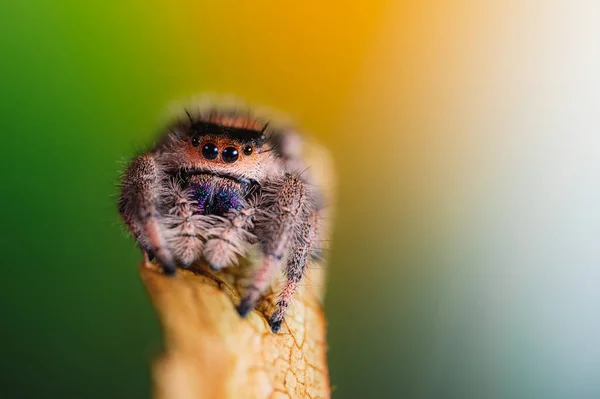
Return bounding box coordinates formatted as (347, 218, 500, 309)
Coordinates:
(202, 143, 218, 160)
(222, 147, 239, 163)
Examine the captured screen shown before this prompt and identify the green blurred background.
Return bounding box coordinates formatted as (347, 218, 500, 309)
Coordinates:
(2, 1, 600, 398)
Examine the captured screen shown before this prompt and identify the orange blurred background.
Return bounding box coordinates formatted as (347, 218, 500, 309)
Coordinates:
(2, 1, 600, 398)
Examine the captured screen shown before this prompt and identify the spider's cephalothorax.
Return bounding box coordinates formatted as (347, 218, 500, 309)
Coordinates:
(118, 104, 326, 333)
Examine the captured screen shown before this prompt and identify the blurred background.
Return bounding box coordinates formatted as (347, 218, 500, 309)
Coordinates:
(2, 1, 600, 398)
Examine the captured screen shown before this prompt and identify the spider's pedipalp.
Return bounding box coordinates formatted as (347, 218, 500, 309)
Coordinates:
(163, 179, 211, 267)
(203, 207, 256, 271)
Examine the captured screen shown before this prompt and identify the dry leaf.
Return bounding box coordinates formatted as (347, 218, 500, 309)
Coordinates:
(141, 258, 329, 399)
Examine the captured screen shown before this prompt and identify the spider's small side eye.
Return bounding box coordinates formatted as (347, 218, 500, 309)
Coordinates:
(222, 147, 239, 163)
(192, 136, 201, 147)
(243, 145, 253, 156)
(202, 143, 218, 160)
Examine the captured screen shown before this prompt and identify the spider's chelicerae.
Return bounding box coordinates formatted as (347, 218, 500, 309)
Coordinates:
(118, 102, 328, 333)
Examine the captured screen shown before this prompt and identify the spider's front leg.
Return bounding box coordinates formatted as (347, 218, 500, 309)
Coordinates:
(119, 153, 176, 275)
(236, 174, 315, 329)
(268, 210, 320, 333)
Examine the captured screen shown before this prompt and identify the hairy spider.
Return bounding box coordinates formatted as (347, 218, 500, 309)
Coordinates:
(118, 100, 328, 333)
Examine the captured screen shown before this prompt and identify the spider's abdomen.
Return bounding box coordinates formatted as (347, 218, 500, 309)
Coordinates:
(188, 174, 246, 216)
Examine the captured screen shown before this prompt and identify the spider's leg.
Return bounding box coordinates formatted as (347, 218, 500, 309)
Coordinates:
(119, 206, 151, 257)
(203, 206, 256, 271)
(119, 153, 176, 275)
(237, 173, 311, 318)
(269, 209, 319, 333)
(163, 179, 213, 267)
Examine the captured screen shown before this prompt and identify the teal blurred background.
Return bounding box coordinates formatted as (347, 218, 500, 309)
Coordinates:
(2, 1, 600, 398)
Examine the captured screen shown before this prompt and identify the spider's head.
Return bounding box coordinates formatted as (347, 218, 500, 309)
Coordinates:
(166, 111, 279, 182)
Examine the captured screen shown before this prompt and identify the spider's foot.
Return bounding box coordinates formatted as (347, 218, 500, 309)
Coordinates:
(161, 263, 177, 276)
(269, 307, 286, 333)
(269, 317, 283, 334)
(156, 254, 177, 276)
(237, 287, 260, 318)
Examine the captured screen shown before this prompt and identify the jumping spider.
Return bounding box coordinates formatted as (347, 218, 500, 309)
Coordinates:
(118, 102, 327, 333)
